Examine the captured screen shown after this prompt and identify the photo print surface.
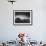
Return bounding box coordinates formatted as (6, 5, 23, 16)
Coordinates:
(13, 10, 32, 25)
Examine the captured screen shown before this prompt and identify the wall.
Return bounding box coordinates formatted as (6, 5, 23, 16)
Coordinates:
(0, 0, 46, 42)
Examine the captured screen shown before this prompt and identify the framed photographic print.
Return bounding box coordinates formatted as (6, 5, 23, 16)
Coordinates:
(13, 10, 32, 25)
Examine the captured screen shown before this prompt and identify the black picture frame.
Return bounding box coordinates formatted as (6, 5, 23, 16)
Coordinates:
(13, 10, 33, 26)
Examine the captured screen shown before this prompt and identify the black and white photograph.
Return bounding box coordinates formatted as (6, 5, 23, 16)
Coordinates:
(13, 10, 32, 25)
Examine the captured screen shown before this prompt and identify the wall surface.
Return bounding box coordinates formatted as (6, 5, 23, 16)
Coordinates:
(0, 0, 46, 42)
